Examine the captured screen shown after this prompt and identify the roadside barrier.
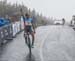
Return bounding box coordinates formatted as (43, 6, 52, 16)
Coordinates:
(0, 21, 24, 45)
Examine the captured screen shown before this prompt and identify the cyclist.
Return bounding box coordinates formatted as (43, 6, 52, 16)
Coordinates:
(23, 13, 35, 48)
(62, 18, 65, 25)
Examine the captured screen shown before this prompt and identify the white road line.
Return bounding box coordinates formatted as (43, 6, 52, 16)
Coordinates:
(39, 30, 50, 61)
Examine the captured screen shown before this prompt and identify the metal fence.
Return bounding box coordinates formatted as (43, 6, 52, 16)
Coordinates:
(0, 21, 23, 46)
(0, 24, 13, 45)
(0, 27, 5, 45)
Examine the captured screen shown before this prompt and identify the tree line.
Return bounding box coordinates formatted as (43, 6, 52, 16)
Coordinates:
(0, 0, 53, 26)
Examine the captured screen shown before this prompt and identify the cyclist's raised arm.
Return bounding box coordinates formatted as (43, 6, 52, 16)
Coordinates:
(20, 8, 25, 22)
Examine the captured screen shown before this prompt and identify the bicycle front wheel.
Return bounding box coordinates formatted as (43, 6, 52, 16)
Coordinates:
(28, 36, 32, 58)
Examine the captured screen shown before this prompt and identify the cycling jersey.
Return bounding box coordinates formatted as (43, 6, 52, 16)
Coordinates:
(23, 17, 33, 26)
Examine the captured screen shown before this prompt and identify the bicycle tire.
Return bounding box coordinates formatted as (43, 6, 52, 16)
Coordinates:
(24, 33, 32, 58)
(27, 35, 32, 58)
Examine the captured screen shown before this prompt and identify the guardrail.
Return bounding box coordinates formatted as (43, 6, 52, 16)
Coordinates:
(0, 21, 24, 46)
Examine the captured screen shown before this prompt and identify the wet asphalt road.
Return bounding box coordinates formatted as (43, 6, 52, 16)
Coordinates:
(0, 25, 75, 61)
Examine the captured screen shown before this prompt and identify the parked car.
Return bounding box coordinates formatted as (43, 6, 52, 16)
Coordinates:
(54, 20, 63, 25)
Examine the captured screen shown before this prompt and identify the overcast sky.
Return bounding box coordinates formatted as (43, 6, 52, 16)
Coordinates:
(1, 0, 75, 21)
